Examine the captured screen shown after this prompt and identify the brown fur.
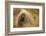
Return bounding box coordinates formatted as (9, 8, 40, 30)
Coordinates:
(13, 8, 39, 28)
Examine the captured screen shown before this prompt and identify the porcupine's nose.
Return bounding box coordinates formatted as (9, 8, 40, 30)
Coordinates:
(18, 13, 25, 27)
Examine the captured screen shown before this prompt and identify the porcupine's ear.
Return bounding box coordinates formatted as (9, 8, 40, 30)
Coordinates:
(13, 8, 21, 16)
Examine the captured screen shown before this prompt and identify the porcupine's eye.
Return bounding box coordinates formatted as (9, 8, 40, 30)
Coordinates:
(20, 13, 25, 22)
(18, 13, 25, 27)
